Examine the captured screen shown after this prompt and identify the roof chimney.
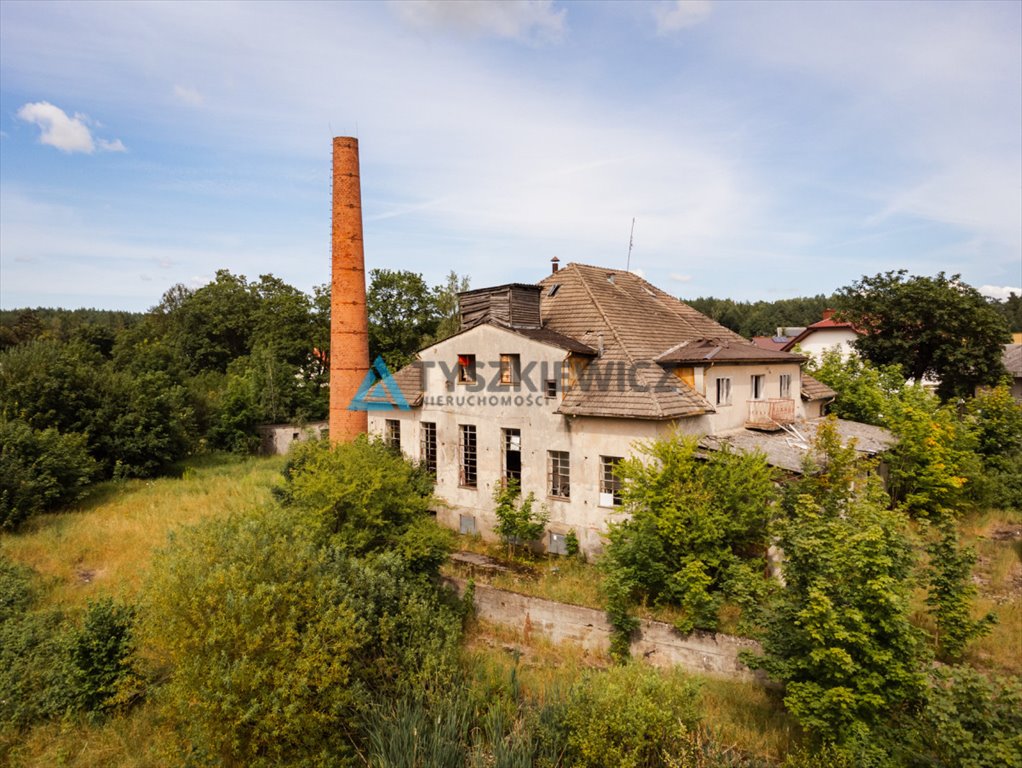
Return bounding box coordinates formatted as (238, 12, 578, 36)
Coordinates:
(329, 137, 370, 443)
(551, 256, 560, 274)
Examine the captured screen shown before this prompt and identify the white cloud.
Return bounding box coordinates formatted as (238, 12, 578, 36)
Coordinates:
(97, 138, 127, 152)
(669, 273, 693, 283)
(979, 284, 1021, 301)
(17, 101, 94, 153)
(653, 0, 712, 35)
(173, 84, 204, 106)
(16, 101, 126, 154)
(392, 0, 565, 44)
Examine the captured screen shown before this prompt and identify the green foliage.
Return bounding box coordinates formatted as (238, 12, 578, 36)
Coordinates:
(70, 598, 137, 714)
(925, 519, 996, 662)
(891, 666, 1022, 768)
(966, 385, 1022, 510)
(751, 421, 925, 745)
(0, 417, 97, 529)
(563, 664, 701, 768)
(276, 436, 442, 563)
(140, 504, 463, 766)
(0, 555, 34, 626)
(602, 436, 777, 634)
(835, 270, 1010, 399)
(884, 387, 981, 517)
(493, 480, 550, 558)
(565, 529, 581, 558)
(807, 348, 906, 426)
(684, 295, 834, 339)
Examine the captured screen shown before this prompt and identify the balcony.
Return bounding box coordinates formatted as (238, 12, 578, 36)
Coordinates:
(746, 398, 796, 431)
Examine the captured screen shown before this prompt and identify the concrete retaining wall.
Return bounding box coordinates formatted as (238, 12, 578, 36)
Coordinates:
(446, 578, 763, 681)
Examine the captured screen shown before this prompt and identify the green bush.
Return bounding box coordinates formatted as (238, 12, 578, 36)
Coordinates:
(140, 504, 463, 766)
(0, 417, 97, 529)
(563, 664, 701, 768)
(69, 598, 136, 713)
(493, 480, 549, 558)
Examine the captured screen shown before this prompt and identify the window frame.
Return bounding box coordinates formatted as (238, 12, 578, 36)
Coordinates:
(547, 450, 570, 499)
(499, 353, 521, 386)
(779, 373, 792, 400)
(458, 424, 478, 488)
(751, 374, 766, 400)
(384, 419, 401, 452)
(600, 455, 623, 507)
(715, 376, 733, 406)
(457, 354, 476, 384)
(420, 421, 437, 478)
(502, 427, 522, 485)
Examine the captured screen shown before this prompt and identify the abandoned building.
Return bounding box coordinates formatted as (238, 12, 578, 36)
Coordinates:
(328, 136, 892, 557)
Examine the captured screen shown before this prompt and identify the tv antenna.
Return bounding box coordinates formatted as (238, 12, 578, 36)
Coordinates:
(626, 217, 636, 271)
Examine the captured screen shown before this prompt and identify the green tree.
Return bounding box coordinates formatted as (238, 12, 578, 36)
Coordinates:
(751, 421, 924, 746)
(807, 349, 906, 427)
(492, 480, 549, 558)
(835, 270, 1010, 399)
(603, 436, 777, 634)
(367, 269, 443, 370)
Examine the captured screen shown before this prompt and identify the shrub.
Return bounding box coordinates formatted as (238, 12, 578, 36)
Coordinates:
(493, 480, 549, 558)
(563, 664, 701, 768)
(0, 417, 97, 529)
(69, 598, 136, 713)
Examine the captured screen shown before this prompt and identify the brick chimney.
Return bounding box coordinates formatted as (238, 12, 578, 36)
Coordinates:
(329, 137, 370, 443)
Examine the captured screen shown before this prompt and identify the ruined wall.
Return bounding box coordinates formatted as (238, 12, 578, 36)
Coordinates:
(445, 578, 764, 681)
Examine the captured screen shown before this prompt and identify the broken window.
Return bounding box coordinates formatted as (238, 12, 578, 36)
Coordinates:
(499, 354, 521, 386)
(751, 374, 766, 400)
(548, 450, 570, 499)
(600, 456, 623, 507)
(502, 428, 522, 485)
(385, 419, 401, 452)
(420, 421, 437, 478)
(715, 377, 732, 406)
(779, 373, 792, 400)
(459, 424, 477, 488)
(545, 379, 557, 398)
(457, 354, 476, 384)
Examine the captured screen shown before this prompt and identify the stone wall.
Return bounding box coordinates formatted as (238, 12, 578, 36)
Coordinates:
(446, 578, 764, 682)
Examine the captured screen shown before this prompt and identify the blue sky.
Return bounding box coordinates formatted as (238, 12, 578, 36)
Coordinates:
(1, 0, 1020, 311)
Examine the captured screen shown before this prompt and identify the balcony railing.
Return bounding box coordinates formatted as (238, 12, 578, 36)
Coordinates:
(746, 398, 796, 430)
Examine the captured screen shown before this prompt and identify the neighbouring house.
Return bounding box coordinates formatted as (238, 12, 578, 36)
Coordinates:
(752, 309, 862, 362)
(361, 263, 889, 557)
(1003, 344, 1022, 401)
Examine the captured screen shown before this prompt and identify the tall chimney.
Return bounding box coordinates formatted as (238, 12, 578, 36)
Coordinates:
(329, 137, 370, 443)
(551, 256, 560, 274)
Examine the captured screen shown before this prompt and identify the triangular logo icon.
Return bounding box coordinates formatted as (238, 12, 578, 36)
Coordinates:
(348, 356, 411, 411)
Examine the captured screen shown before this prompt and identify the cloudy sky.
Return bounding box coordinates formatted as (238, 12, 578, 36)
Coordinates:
(1, 0, 1020, 311)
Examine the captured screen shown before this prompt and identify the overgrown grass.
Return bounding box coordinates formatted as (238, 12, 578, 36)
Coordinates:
(959, 508, 1022, 675)
(0, 453, 284, 610)
(463, 619, 798, 765)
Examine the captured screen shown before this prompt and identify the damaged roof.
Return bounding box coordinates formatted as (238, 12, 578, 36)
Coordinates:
(699, 417, 896, 473)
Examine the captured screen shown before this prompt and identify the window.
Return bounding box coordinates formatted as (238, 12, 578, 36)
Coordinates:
(715, 377, 732, 406)
(751, 374, 766, 400)
(779, 373, 792, 400)
(420, 422, 437, 477)
(499, 354, 521, 386)
(459, 424, 477, 487)
(502, 428, 522, 485)
(385, 419, 401, 452)
(457, 354, 476, 384)
(545, 379, 557, 398)
(548, 531, 568, 555)
(548, 450, 570, 498)
(459, 514, 477, 535)
(600, 456, 623, 507)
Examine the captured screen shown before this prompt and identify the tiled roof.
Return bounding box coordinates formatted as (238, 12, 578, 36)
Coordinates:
(752, 336, 791, 352)
(800, 373, 837, 401)
(1004, 344, 1022, 377)
(657, 337, 805, 364)
(364, 361, 424, 408)
(508, 325, 598, 355)
(781, 312, 863, 351)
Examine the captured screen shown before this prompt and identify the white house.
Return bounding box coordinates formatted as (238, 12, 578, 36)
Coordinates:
(364, 263, 888, 557)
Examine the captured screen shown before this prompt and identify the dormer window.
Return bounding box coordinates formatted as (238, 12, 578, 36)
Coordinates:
(457, 354, 476, 384)
(548, 284, 561, 297)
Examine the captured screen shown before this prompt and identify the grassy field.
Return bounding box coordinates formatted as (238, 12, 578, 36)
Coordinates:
(1, 453, 284, 611)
